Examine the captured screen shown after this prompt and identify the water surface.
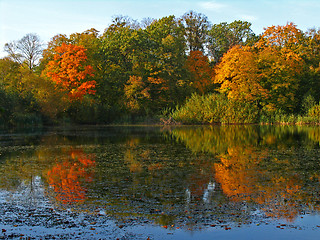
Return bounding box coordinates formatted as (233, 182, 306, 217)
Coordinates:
(1, 125, 320, 239)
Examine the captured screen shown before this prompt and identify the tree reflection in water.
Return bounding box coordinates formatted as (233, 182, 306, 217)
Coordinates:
(169, 125, 320, 223)
(46, 148, 95, 204)
(1, 125, 320, 231)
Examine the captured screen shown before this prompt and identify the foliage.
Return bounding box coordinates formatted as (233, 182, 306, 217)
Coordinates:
(258, 46, 303, 112)
(185, 50, 214, 94)
(171, 93, 259, 124)
(255, 22, 305, 52)
(44, 43, 96, 100)
(123, 15, 188, 114)
(98, 18, 138, 111)
(208, 20, 257, 63)
(301, 94, 316, 114)
(2, 14, 320, 125)
(214, 45, 268, 103)
(124, 75, 150, 112)
(307, 104, 320, 123)
(0, 58, 44, 125)
(214, 23, 305, 113)
(0, 87, 16, 125)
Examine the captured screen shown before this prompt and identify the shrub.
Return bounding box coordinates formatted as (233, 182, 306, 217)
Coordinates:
(171, 93, 259, 124)
(10, 112, 42, 126)
(302, 94, 316, 114)
(307, 104, 320, 123)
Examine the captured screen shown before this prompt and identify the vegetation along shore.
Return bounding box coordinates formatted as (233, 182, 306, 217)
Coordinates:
(1, 11, 320, 126)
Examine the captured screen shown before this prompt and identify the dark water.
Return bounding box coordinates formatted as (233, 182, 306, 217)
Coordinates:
(1, 125, 320, 239)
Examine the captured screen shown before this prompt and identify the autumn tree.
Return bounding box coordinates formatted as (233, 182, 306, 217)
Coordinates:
(0, 58, 48, 121)
(208, 20, 257, 63)
(214, 23, 305, 113)
(185, 50, 214, 94)
(304, 28, 320, 67)
(299, 28, 320, 103)
(41, 30, 101, 73)
(69, 28, 101, 70)
(255, 22, 304, 52)
(4, 33, 43, 70)
(124, 15, 188, 113)
(44, 43, 95, 100)
(124, 75, 150, 112)
(39, 30, 104, 123)
(214, 46, 268, 104)
(0, 58, 21, 123)
(214, 45, 303, 112)
(255, 23, 305, 112)
(257, 46, 303, 112)
(0, 57, 21, 90)
(40, 34, 70, 67)
(144, 15, 187, 107)
(98, 17, 139, 113)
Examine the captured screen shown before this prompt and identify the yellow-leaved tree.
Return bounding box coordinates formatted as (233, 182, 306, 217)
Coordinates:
(214, 45, 268, 103)
(214, 23, 305, 113)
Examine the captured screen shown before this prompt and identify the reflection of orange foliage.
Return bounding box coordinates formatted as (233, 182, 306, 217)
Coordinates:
(124, 149, 143, 173)
(214, 146, 302, 222)
(148, 163, 163, 171)
(47, 149, 95, 204)
(189, 172, 211, 197)
(215, 147, 259, 202)
(70, 149, 95, 166)
(127, 138, 140, 147)
(189, 159, 215, 197)
(124, 139, 143, 173)
(258, 175, 302, 221)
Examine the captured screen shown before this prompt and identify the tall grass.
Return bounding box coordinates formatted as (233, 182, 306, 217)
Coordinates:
(171, 93, 259, 124)
(307, 104, 320, 124)
(170, 93, 320, 125)
(259, 102, 320, 125)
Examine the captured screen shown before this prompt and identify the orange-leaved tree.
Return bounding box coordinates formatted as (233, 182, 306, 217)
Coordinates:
(185, 50, 214, 94)
(215, 30, 304, 113)
(44, 43, 95, 100)
(214, 45, 269, 103)
(255, 22, 304, 53)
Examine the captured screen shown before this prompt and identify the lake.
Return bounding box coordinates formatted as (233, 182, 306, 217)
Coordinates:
(1, 125, 320, 239)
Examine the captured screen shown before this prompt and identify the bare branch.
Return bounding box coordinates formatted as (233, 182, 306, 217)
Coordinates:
(4, 33, 43, 70)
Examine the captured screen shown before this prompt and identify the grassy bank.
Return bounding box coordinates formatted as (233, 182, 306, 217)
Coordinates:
(167, 93, 320, 125)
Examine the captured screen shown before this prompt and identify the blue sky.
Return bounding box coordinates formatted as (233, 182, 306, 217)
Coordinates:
(1, 0, 320, 57)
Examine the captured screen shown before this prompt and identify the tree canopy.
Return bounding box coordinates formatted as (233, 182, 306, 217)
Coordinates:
(1, 13, 320, 125)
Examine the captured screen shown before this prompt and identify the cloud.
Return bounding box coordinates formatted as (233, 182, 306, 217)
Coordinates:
(199, 1, 227, 11)
(239, 14, 257, 22)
